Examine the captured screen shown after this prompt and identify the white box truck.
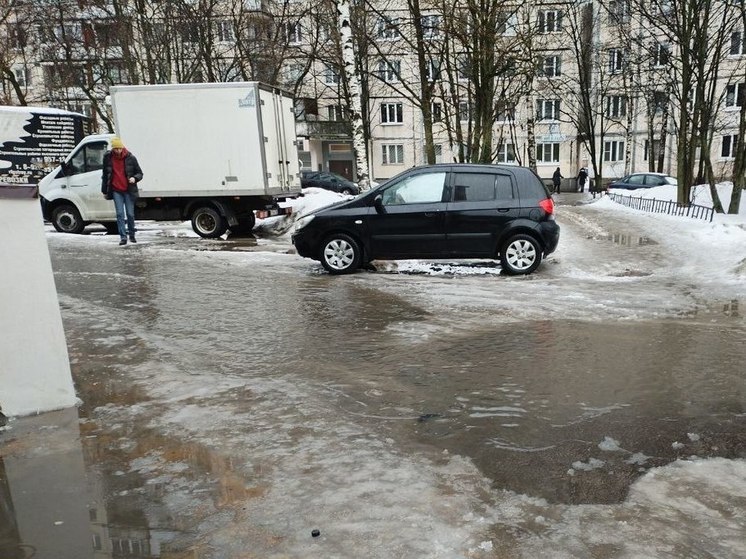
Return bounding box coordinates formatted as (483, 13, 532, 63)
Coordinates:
(1, 106, 88, 185)
(38, 82, 300, 237)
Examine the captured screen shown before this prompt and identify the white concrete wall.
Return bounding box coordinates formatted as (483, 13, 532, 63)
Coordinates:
(0, 198, 77, 417)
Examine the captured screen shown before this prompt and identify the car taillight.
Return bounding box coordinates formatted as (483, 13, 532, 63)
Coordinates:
(539, 197, 555, 215)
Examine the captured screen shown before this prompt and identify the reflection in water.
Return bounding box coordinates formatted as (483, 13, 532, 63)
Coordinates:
(602, 232, 658, 246)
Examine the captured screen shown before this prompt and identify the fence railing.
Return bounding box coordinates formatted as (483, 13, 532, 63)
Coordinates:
(606, 192, 715, 222)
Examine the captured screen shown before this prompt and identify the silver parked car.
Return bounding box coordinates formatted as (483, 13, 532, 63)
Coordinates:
(608, 173, 678, 190)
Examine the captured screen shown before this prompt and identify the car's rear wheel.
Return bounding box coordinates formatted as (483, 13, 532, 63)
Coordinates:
(320, 233, 362, 274)
(191, 206, 227, 238)
(52, 204, 86, 234)
(500, 234, 542, 275)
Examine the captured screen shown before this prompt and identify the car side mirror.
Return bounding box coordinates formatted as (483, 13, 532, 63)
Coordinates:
(60, 162, 71, 177)
(373, 194, 386, 214)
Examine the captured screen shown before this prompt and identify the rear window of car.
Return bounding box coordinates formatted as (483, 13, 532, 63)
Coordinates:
(452, 172, 514, 202)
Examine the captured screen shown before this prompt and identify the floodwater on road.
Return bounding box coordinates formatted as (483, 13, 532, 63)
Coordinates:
(2, 198, 745, 558)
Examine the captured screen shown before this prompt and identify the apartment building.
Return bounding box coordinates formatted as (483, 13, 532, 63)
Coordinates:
(2, 0, 743, 187)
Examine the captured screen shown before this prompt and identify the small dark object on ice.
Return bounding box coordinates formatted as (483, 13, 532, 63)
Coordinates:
(311, 529, 320, 538)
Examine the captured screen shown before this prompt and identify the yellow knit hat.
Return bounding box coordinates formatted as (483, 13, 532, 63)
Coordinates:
(111, 137, 124, 149)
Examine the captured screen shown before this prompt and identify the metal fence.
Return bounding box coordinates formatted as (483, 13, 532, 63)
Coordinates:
(606, 192, 715, 222)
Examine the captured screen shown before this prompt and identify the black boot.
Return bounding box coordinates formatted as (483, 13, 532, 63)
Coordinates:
(119, 238, 127, 246)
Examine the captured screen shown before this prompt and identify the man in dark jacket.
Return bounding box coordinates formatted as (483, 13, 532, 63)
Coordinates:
(101, 137, 143, 245)
(577, 167, 588, 192)
(552, 167, 563, 193)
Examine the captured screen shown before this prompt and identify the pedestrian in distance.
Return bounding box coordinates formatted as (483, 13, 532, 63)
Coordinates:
(552, 167, 563, 193)
(577, 167, 588, 192)
(101, 137, 143, 245)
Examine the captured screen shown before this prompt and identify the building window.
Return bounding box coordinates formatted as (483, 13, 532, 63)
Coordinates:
(376, 17, 400, 40)
(286, 63, 304, 82)
(107, 61, 130, 84)
(431, 102, 442, 122)
(497, 101, 515, 121)
(644, 139, 660, 161)
(653, 91, 668, 113)
(496, 143, 516, 163)
(13, 66, 30, 87)
(215, 20, 234, 42)
(421, 15, 440, 38)
(327, 104, 343, 121)
(324, 64, 340, 85)
(425, 59, 440, 81)
(538, 10, 562, 33)
(457, 55, 470, 81)
(381, 102, 403, 124)
(433, 144, 443, 163)
(653, 43, 670, 67)
(536, 99, 560, 121)
(726, 83, 745, 107)
(542, 55, 561, 77)
(422, 144, 443, 164)
(382, 144, 404, 164)
(604, 140, 625, 162)
(497, 12, 518, 36)
(537, 143, 560, 163)
(722, 134, 738, 158)
(286, 21, 301, 44)
(608, 0, 630, 24)
(608, 48, 624, 73)
(730, 31, 743, 55)
(459, 101, 471, 122)
(606, 95, 627, 118)
(377, 59, 400, 83)
(9, 24, 27, 49)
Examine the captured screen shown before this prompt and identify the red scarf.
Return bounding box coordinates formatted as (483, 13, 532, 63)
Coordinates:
(111, 149, 129, 192)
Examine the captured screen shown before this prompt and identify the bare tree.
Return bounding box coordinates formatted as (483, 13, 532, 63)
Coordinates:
(628, 0, 741, 206)
(729, 0, 746, 214)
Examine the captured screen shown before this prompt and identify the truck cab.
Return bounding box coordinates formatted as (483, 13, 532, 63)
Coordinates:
(39, 134, 116, 234)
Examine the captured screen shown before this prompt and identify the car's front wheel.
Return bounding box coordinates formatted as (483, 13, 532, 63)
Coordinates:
(52, 204, 86, 234)
(320, 233, 362, 274)
(500, 234, 542, 275)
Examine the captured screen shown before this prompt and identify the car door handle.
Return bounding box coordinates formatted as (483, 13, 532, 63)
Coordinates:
(424, 212, 439, 217)
(497, 208, 510, 213)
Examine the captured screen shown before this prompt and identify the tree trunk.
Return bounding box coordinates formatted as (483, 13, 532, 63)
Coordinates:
(337, 0, 370, 189)
(526, 96, 537, 172)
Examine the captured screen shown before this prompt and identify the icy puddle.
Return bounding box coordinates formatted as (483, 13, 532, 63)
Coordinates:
(3, 316, 744, 558)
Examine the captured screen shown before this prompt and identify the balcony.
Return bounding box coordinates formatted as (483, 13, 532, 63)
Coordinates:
(296, 119, 351, 140)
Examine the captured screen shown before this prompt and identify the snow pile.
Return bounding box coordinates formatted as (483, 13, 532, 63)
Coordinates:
(254, 187, 349, 237)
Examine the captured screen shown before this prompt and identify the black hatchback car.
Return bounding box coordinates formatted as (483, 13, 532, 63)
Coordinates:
(300, 170, 360, 195)
(292, 164, 560, 275)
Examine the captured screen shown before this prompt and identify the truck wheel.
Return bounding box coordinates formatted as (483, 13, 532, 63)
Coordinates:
(500, 234, 542, 275)
(191, 206, 227, 238)
(320, 233, 362, 274)
(52, 204, 86, 234)
(230, 214, 256, 234)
